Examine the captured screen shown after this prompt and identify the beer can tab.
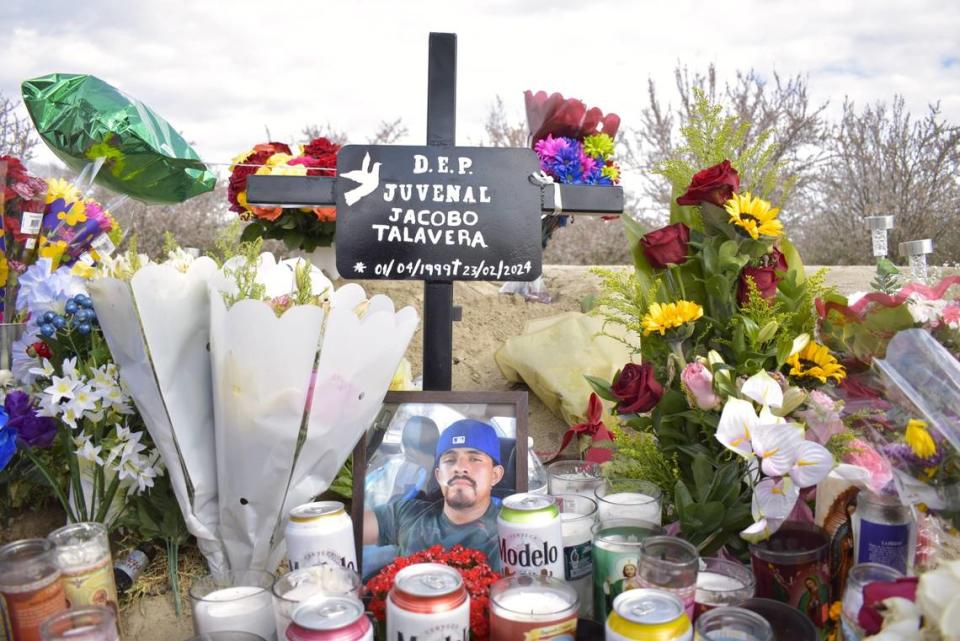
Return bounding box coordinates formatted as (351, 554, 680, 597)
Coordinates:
(20, 212, 43, 234)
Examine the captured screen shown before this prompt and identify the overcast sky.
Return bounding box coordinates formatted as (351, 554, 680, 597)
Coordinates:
(3, 0, 959, 171)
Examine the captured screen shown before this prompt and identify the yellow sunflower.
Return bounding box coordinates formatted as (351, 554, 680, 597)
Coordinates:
(641, 300, 703, 336)
(725, 192, 783, 240)
(905, 419, 937, 459)
(45, 177, 81, 205)
(786, 341, 845, 383)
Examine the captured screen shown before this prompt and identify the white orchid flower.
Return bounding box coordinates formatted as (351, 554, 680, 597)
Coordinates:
(741, 477, 799, 542)
(716, 398, 760, 458)
(752, 422, 805, 477)
(789, 441, 835, 487)
(742, 370, 784, 409)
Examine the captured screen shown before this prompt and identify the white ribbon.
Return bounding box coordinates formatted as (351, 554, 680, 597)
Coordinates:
(530, 171, 563, 216)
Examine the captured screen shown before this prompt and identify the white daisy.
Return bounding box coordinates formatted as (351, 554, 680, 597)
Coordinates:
(44, 375, 79, 404)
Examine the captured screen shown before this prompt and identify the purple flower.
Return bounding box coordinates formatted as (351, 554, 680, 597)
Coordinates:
(0, 408, 13, 472)
(5, 391, 57, 448)
(883, 442, 943, 468)
(533, 134, 571, 161)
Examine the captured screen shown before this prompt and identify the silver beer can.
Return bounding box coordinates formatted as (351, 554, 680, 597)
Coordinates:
(285, 501, 357, 572)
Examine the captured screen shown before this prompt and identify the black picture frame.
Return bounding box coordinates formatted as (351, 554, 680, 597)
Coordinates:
(350, 390, 529, 577)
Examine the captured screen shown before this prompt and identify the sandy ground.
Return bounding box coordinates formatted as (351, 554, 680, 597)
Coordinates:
(5, 265, 875, 640)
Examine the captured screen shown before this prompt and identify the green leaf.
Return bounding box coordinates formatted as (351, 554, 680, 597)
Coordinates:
(691, 454, 713, 502)
(584, 375, 618, 403)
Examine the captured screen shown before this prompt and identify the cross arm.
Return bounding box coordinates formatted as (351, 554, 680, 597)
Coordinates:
(246, 174, 624, 216)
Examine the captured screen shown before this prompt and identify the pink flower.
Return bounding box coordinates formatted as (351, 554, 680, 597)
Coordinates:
(843, 439, 893, 494)
(681, 361, 721, 411)
(943, 303, 960, 329)
(800, 390, 846, 445)
(533, 134, 570, 160)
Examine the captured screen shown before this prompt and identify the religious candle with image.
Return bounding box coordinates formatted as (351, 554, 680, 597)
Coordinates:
(750, 522, 832, 634)
(591, 519, 663, 624)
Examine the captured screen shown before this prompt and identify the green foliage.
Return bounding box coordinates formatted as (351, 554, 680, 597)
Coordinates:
(604, 425, 680, 509)
(871, 258, 902, 295)
(329, 455, 353, 500)
(589, 267, 648, 353)
(673, 457, 754, 556)
(208, 219, 246, 267)
(654, 89, 795, 230)
(221, 239, 267, 308)
(241, 214, 335, 254)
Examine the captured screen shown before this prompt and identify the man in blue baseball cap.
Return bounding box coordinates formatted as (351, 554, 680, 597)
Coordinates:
(363, 419, 506, 571)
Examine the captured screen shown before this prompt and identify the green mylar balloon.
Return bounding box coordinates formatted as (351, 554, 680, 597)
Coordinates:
(21, 73, 216, 203)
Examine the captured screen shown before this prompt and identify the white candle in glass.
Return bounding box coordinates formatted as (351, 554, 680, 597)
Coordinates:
(192, 586, 276, 640)
(493, 590, 573, 619)
(596, 492, 661, 524)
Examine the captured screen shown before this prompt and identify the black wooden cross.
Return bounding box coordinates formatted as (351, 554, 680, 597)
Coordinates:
(246, 32, 623, 392)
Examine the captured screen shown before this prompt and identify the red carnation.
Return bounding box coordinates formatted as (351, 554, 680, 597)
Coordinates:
(677, 160, 740, 207)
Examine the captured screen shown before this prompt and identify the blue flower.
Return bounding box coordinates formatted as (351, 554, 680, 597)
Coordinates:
(544, 144, 585, 184)
(16, 258, 88, 318)
(0, 408, 14, 473)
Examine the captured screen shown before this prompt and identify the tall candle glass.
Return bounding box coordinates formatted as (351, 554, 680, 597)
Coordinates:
(694, 557, 756, 619)
(595, 479, 662, 524)
(853, 491, 916, 574)
(637, 536, 699, 621)
(47, 522, 118, 613)
(547, 460, 604, 498)
(750, 523, 831, 633)
(694, 606, 773, 641)
(592, 519, 664, 624)
(190, 570, 277, 641)
(39, 605, 119, 641)
(271, 564, 361, 639)
(840, 563, 903, 641)
(554, 494, 597, 619)
(738, 598, 819, 641)
(489, 575, 578, 640)
(0, 538, 68, 641)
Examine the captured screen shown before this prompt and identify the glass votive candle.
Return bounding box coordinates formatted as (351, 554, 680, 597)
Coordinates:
(554, 494, 597, 619)
(489, 575, 578, 640)
(694, 606, 773, 641)
(592, 518, 664, 624)
(271, 564, 361, 639)
(595, 479, 662, 525)
(182, 634, 267, 641)
(47, 522, 118, 613)
(0, 538, 68, 641)
(738, 598, 819, 641)
(39, 605, 119, 641)
(840, 563, 903, 641)
(749, 523, 831, 632)
(637, 535, 699, 620)
(547, 460, 605, 498)
(694, 557, 756, 619)
(190, 570, 277, 641)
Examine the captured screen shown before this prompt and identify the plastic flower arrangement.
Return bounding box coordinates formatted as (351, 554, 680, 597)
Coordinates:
(588, 93, 844, 555)
(39, 176, 120, 270)
(365, 544, 500, 641)
(10, 259, 163, 527)
(228, 137, 341, 252)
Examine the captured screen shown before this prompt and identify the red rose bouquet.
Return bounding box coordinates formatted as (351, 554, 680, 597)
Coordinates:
(365, 544, 500, 641)
(228, 137, 341, 251)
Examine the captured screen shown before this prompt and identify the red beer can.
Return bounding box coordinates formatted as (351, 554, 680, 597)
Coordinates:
(286, 595, 373, 641)
(387, 563, 470, 641)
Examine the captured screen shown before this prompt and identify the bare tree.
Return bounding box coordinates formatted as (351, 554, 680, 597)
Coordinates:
(623, 64, 830, 225)
(368, 118, 408, 144)
(0, 92, 39, 160)
(796, 97, 960, 264)
(478, 96, 528, 147)
(300, 123, 349, 145)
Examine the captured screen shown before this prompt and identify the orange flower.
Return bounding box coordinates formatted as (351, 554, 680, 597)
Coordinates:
(252, 206, 283, 222)
(313, 207, 336, 222)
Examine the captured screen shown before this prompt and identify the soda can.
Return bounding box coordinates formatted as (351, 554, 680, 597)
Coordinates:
(386, 563, 469, 641)
(605, 588, 692, 641)
(287, 595, 373, 641)
(497, 493, 564, 578)
(286, 501, 357, 572)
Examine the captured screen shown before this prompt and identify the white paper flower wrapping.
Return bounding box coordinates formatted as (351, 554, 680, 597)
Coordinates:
(89, 257, 226, 572)
(208, 257, 418, 571)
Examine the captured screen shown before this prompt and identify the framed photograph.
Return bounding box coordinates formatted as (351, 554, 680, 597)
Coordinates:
(351, 390, 529, 579)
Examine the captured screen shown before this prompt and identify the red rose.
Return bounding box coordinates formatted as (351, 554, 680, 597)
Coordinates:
(30, 342, 52, 359)
(676, 160, 740, 206)
(640, 222, 690, 269)
(301, 137, 341, 176)
(612, 363, 663, 414)
(737, 248, 788, 305)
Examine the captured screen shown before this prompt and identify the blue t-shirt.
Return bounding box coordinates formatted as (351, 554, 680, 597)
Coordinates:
(374, 498, 502, 571)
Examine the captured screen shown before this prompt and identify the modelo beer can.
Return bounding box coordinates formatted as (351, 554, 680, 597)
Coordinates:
(606, 589, 692, 641)
(497, 493, 564, 578)
(286, 501, 357, 572)
(286, 594, 373, 640)
(386, 563, 469, 641)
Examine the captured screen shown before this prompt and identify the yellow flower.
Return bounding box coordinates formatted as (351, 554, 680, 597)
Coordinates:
(786, 341, 845, 383)
(57, 200, 87, 226)
(39, 239, 68, 268)
(0, 254, 8, 287)
(45, 178, 81, 204)
(641, 300, 703, 336)
(906, 419, 937, 459)
(725, 192, 783, 240)
(71, 262, 95, 279)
